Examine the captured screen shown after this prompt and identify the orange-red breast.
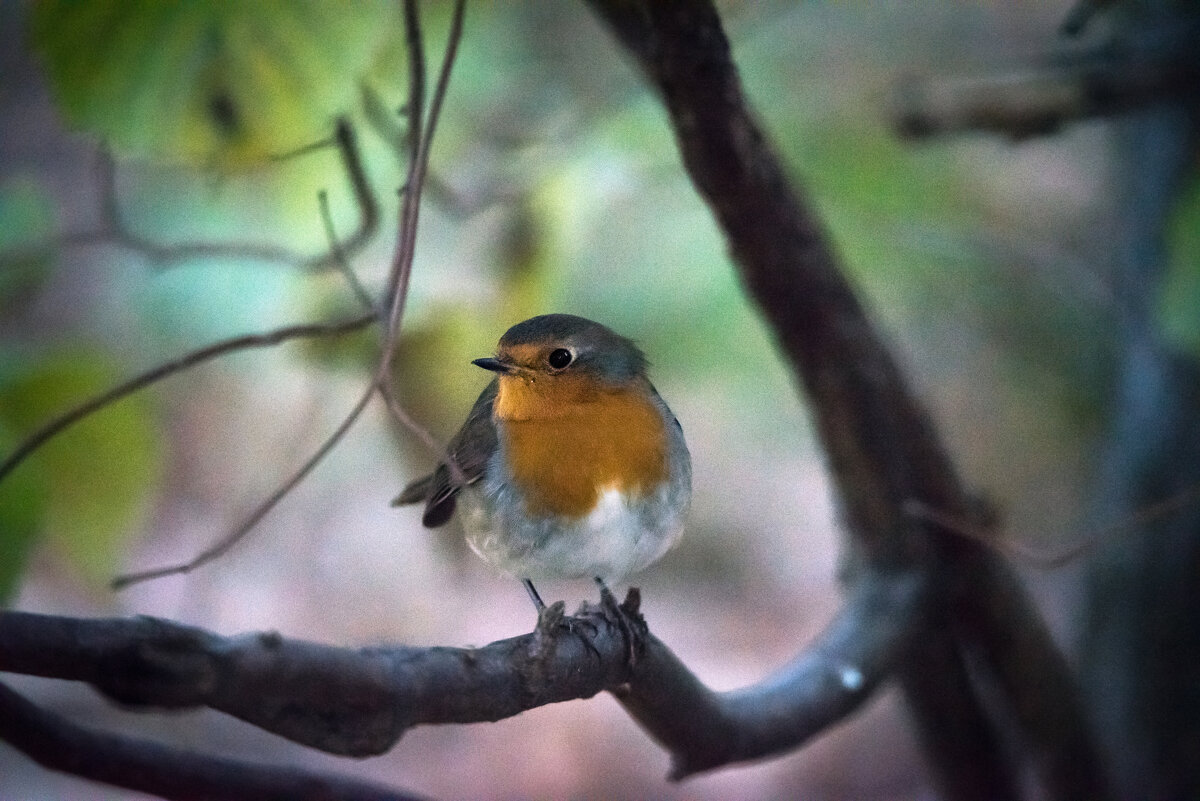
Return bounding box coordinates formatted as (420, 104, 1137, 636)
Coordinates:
(393, 314, 691, 607)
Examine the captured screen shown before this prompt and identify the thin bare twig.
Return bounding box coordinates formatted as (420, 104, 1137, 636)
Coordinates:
(890, 55, 1200, 141)
(113, 0, 470, 588)
(318, 189, 377, 312)
(379, 0, 428, 334)
(5, 120, 379, 272)
(361, 83, 482, 219)
(0, 313, 376, 487)
(904, 480, 1200, 569)
(377, 381, 459, 469)
(326, 118, 382, 265)
(375, 0, 471, 487)
(110, 379, 378, 589)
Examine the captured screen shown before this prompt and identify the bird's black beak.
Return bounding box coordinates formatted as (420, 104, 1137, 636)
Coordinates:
(472, 357, 513, 374)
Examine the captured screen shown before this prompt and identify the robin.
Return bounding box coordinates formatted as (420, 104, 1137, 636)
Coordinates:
(393, 313, 691, 610)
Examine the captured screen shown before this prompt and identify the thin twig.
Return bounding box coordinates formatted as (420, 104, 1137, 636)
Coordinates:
(904, 480, 1200, 569)
(4, 120, 378, 272)
(361, 83, 481, 219)
(318, 189, 377, 312)
(361, 83, 409, 154)
(113, 0, 469, 587)
(380, 0, 427, 320)
(326, 117, 382, 265)
(111, 380, 378, 589)
(0, 314, 376, 487)
(382, 0, 467, 348)
(890, 55, 1200, 141)
(376, 0, 470, 488)
(377, 380, 460, 470)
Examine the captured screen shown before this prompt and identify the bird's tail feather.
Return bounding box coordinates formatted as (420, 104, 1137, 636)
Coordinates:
(391, 474, 433, 507)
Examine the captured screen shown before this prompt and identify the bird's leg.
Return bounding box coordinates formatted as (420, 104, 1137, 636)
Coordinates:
(594, 577, 644, 666)
(525, 579, 603, 663)
(523, 579, 546, 611)
(526, 578, 562, 639)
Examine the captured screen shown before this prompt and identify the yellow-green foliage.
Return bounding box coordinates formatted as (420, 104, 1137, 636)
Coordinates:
(31, 0, 392, 167)
(0, 351, 163, 595)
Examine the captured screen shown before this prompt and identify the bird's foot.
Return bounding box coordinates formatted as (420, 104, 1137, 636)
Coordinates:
(532, 599, 604, 664)
(594, 578, 646, 668)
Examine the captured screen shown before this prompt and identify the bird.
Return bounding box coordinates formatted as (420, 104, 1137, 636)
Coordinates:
(393, 313, 691, 610)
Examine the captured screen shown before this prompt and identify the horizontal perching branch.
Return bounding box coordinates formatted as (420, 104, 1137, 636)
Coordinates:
(0, 573, 921, 780)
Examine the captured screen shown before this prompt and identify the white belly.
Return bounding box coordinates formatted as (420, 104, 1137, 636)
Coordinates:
(461, 481, 686, 585)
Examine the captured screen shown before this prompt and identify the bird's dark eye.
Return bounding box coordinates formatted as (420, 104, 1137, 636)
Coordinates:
(548, 348, 573, 369)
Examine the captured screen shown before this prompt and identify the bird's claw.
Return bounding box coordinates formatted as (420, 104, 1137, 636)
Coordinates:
(532, 600, 604, 663)
(596, 580, 646, 668)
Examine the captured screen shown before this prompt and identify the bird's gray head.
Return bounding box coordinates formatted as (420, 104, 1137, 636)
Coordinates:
(473, 313, 647, 384)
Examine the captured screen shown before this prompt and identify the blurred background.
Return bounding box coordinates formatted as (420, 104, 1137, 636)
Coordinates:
(2, 1, 1197, 799)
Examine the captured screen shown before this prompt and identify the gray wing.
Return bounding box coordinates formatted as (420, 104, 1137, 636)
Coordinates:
(392, 379, 499, 528)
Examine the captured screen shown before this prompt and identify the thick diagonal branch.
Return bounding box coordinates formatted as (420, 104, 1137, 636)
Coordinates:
(585, 2, 1111, 799)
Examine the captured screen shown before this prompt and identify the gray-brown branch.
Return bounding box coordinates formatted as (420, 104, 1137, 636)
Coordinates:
(584, 1, 1112, 799)
(616, 571, 926, 778)
(0, 680, 427, 801)
(891, 55, 1200, 141)
(0, 604, 628, 756)
(0, 576, 915, 777)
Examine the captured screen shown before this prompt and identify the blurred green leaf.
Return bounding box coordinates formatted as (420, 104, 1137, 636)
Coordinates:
(0, 350, 163, 587)
(30, 0, 393, 167)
